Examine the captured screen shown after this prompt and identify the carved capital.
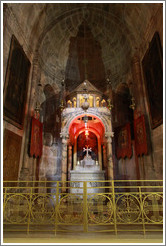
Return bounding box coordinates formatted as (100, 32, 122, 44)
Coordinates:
(105, 131, 114, 137)
(60, 131, 69, 139)
(105, 131, 114, 141)
(60, 131, 69, 145)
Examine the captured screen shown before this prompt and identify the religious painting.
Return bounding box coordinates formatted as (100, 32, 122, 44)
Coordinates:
(3, 35, 31, 129)
(30, 117, 43, 158)
(3, 129, 22, 181)
(142, 32, 163, 129)
(115, 122, 132, 159)
(134, 115, 148, 156)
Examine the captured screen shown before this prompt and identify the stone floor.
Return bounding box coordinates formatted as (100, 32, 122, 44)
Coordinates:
(3, 231, 163, 244)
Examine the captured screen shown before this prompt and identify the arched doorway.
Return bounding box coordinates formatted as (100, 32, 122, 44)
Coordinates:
(60, 108, 114, 186)
(68, 114, 105, 171)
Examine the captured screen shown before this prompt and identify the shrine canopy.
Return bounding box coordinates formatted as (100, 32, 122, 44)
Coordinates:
(69, 114, 105, 145)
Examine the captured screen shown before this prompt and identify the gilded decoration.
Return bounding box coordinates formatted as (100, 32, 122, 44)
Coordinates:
(88, 194, 113, 223)
(58, 194, 83, 223)
(116, 194, 141, 223)
(3, 180, 163, 234)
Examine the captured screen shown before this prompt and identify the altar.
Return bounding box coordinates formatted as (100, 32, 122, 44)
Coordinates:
(70, 147, 105, 194)
(60, 80, 114, 193)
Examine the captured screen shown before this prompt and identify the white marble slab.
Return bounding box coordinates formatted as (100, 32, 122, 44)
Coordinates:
(70, 169, 105, 195)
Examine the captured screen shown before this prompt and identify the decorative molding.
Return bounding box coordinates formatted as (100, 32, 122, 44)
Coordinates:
(72, 80, 102, 94)
(62, 107, 112, 134)
(105, 131, 114, 138)
(60, 132, 69, 140)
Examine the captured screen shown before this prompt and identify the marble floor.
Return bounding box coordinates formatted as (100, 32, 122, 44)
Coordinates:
(3, 231, 163, 244)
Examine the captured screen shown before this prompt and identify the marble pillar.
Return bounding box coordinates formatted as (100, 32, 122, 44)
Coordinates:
(98, 138, 102, 170)
(61, 136, 68, 192)
(73, 140, 77, 170)
(68, 145, 73, 181)
(105, 132, 114, 180)
(94, 95, 96, 107)
(103, 145, 108, 179)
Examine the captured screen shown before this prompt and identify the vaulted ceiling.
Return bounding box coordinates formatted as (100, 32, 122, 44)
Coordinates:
(8, 3, 161, 92)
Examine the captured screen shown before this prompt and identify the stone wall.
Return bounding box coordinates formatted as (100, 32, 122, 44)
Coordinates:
(132, 5, 163, 180)
(3, 4, 61, 182)
(112, 4, 163, 181)
(3, 3, 163, 182)
(3, 5, 35, 181)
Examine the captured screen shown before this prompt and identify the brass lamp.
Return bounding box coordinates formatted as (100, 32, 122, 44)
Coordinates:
(34, 101, 40, 119)
(129, 96, 136, 110)
(107, 98, 114, 111)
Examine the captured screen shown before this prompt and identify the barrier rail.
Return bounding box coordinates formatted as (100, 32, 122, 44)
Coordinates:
(3, 180, 163, 234)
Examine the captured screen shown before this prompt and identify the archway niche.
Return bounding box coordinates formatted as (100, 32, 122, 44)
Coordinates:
(60, 109, 114, 188)
(77, 131, 98, 162)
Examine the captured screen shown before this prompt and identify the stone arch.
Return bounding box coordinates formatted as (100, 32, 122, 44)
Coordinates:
(61, 108, 113, 136)
(75, 128, 101, 140)
(60, 107, 115, 186)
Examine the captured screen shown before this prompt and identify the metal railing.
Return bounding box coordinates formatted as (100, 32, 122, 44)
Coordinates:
(3, 180, 163, 234)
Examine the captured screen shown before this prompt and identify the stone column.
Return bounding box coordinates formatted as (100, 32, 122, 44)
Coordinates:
(103, 145, 108, 179)
(132, 54, 146, 113)
(73, 140, 77, 170)
(98, 138, 102, 170)
(61, 134, 69, 192)
(68, 145, 73, 181)
(77, 95, 79, 108)
(105, 132, 114, 180)
(94, 95, 96, 107)
(19, 58, 41, 181)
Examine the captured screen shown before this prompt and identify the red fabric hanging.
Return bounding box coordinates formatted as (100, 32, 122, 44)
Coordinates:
(30, 117, 43, 158)
(134, 114, 148, 156)
(116, 122, 132, 159)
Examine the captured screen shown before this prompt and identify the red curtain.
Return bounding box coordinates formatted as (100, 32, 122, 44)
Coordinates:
(134, 115, 148, 156)
(116, 122, 132, 159)
(30, 117, 43, 158)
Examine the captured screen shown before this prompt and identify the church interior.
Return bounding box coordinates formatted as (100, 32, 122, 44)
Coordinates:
(3, 2, 163, 244)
